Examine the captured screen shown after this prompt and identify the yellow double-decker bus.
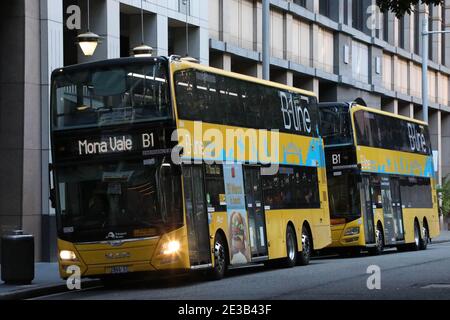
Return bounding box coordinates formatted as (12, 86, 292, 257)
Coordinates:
(50, 56, 331, 282)
(319, 103, 440, 255)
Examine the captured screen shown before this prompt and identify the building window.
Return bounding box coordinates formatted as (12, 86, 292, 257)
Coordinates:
(319, 0, 331, 18)
(414, 5, 420, 54)
(352, 41, 369, 83)
(344, 0, 349, 25)
(352, 0, 364, 32)
(293, 0, 307, 8)
(442, 4, 446, 65)
(429, 6, 433, 61)
(398, 16, 405, 49)
(383, 11, 389, 42)
(317, 27, 334, 73)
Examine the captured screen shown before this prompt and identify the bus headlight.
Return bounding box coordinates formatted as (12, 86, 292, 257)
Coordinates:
(344, 227, 360, 236)
(161, 240, 181, 255)
(59, 250, 77, 261)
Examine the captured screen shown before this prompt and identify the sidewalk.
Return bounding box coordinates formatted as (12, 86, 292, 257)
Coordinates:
(0, 263, 98, 300)
(433, 230, 450, 244)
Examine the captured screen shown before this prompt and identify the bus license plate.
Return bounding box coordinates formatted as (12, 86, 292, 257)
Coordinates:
(110, 266, 128, 274)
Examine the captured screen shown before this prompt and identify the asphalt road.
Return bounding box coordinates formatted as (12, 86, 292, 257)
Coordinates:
(35, 242, 450, 300)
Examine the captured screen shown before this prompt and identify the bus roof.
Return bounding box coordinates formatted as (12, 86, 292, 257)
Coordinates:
(352, 104, 428, 127)
(51, 56, 317, 98)
(51, 56, 167, 78)
(170, 57, 317, 98)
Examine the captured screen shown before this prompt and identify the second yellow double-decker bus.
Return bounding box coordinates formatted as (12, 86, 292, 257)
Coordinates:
(50, 56, 331, 282)
(319, 103, 440, 255)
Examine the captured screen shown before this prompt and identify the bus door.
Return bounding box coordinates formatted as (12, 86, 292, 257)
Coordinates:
(244, 167, 268, 260)
(380, 177, 396, 245)
(361, 176, 376, 244)
(183, 165, 212, 267)
(390, 178, 405, 241)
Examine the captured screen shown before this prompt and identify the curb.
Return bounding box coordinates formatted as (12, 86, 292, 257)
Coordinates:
(0, 279, 101, 300)
(432, 239, 450, 245)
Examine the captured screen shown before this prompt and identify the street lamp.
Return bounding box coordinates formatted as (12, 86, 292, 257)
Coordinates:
(132, 0, 153, 57)
(262, 0, 270, 80)
(422, 18, 450, 124)
(77, 0, 100, 56)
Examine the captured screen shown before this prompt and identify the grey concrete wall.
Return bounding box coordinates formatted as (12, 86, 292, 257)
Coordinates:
(0, 0, 42, 261)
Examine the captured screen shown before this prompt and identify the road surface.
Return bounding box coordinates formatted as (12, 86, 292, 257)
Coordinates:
(35, 242, 450, 300)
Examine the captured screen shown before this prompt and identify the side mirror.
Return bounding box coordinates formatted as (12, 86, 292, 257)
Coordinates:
(48, 163, 56, 209)
(49, 188, 57, 209)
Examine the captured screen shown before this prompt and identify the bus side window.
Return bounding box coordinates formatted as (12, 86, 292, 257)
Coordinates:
(370, 176, 382, 208)
(205, 164, 226, 212)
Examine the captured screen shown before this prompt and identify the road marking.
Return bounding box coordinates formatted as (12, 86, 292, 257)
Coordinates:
(421, 284, 450, 289)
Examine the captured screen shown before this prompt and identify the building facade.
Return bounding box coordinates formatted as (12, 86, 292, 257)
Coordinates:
(0, 0, 449, 261)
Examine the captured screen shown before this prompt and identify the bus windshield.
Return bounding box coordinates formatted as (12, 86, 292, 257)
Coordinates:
(52, 61, 170, 130)
(328, 172, 361, 221)
(319, 104, 353, 145)
(55, 158, 183, 241)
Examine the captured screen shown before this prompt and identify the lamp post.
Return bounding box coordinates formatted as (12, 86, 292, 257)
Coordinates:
(422, 17, 450, 124)
(262, 0, 270, 80)
(132, 0, 153, 57)
(77, 0, 100, 56)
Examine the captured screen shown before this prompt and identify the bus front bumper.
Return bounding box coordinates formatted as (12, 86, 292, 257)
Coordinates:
(57, 228, 191, 279)
(328, 219, 366, 248)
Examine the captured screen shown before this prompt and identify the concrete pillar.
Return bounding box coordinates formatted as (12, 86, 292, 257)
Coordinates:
(78, 0, 120, 63)
(221, 0, 233, 43)
(306, 0, 319, 13)
(285, 13, 293, 62)
(40, 0, 64, 262)
(387, 12, 398, 46)
(303, 77, 319, 97)
(0, 0, 44, 261)
(431, 3, 442, 63)
(417, 4, 429, 57)
(338, 0, 345, 24)
(382, 99, 398, 114)
(273, 71, 293, 86)
(398, 103, 411, 118)
(430, 110, 443, 184)
(246, 63, 263, 79)
(404, 13, 413, 52)
(311, 24, 320, 69)
(346, 0, 353, 27)
(210, 53, 232, 71)
(444, 1, 450, 66)
(411, 104, 417, 119)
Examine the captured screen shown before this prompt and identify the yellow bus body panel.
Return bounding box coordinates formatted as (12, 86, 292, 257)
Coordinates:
(57, 227, 191, 278)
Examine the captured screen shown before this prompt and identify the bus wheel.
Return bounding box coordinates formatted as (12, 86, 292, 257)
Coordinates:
(410, 221, 421, 251)
(208, 233, 227, 280)
(419, 224, 429, 251)
(368, 225, 384, 256)
(284, 225, 298, 268)
(297, 226, 311, 266)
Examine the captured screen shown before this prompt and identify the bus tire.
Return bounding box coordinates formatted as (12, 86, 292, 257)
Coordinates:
(297, 225, 312, 266)
(284, 225, 298, 268)
(410, 221, 421, 251)
(419, 223, 429, 251)
(208, 233, 228, 281)
(368, 224, 384, 256)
